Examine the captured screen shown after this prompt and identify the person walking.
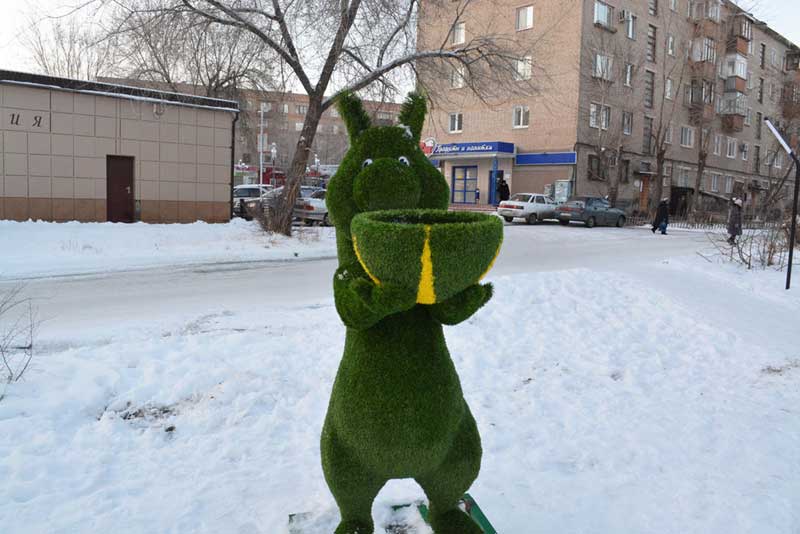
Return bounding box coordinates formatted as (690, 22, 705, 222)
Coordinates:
(727, 197, 743, 245)
(652, 198, 670, 235)
(497, 177, 510, 202)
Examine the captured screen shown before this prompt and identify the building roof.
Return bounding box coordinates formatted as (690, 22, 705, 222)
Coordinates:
(0, 70, 240, 112)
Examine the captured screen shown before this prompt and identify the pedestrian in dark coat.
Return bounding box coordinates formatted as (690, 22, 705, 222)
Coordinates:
(727, 198, 743, 245)
(497, 178, 510, 201)
(652, 198, 669, 235)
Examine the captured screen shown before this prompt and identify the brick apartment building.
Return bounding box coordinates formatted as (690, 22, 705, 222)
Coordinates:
(100, 78, 403, 185)
(418, 0, 800, 215)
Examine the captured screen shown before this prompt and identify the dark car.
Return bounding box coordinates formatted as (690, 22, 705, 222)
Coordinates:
(555, 196, 626, 228)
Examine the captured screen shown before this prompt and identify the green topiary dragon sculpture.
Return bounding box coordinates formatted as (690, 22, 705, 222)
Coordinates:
(321, 91, 496, 534)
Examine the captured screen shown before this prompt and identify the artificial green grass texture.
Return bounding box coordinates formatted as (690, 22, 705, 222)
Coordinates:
(321, 91, 499, 534)
(351, 209, 503, 304)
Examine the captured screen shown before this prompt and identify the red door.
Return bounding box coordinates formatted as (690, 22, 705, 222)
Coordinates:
(107, 156, 135, 223)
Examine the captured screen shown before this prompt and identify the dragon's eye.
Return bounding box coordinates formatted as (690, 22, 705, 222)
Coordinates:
(362, 159, 373, 168)
(398, 156, 410, 166)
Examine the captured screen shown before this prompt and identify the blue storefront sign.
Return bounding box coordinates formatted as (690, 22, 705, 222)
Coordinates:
(432, 141, 515, 157)
(515, 151, 577, 166)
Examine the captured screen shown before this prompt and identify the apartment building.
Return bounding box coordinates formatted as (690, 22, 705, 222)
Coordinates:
(418, 0, 800, 214)
(99, 78, 402, 184)
(0, 70, 238, 223)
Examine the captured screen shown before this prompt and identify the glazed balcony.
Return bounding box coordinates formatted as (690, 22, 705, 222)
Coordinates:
(724, 76, 747, 94)
(720, 92, 746, 132)
(783, 82, 800, 121)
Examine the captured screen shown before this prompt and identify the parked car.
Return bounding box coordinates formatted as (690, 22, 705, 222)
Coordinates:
(497, 193, 558, 224)
(262, 185, 323, 217)
(233, 184, 273, 218)
(293, 189, 330, 225)
(555, 196, 627, 228)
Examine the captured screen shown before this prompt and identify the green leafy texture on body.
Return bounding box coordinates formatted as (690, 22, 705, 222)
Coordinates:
(321, 91, 500, 534)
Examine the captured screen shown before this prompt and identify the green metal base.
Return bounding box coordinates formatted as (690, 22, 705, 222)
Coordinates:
(289, 493, 496, 533)
(391, 493, 497, 534)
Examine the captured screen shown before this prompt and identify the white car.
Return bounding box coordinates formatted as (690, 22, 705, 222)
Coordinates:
(294, 189, 330, 225)
(497, 193, 559, 224)
(233, 184, 274, 218)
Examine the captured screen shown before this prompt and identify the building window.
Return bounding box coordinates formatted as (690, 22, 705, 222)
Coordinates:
(626, 14, 637, 40)
(725, 176, 734, 194)
(711, 174, 719, 192)
(713, 134, 722, 155)
(513, 105, 530, 128)
(452, 22, 466, 45)
(449, 112, 463, 133)
(594, 53, 614, 81)
(590, 103, 611, 130)
(624, 63, 634, 86)
(726, 137, 737, 158)
(514, 56, 533, 80)
(744, 108, 752, 126)
(594, 1, 614, 28)
(261, 102, 272, 112)
(516, 6, 534, 30)
(741, 142, 749, 161)
(644, 70, 655, 108)
(451, 65, 466, 89)
(753, 145, 761, 174)
(670, 0, 678, 11)
(775, 152, 783, 169)
(296, 104, 307, 114)
(678, 167, 690, 187)
(622, 111, 633, 135)
(295, 122, 304, 131)
(665, 78, 674, 100)
(281, 103, 289, 113)
(649, 0, 658, 16)
(665, 123, 673, 144)
(667, 34, 676, 56)
(680, 126, 695, 148)
(588, 154, 608, 181)
(770, 48, 779, 67)
(758, 78, 764, 103)
(647, 25, 657, 62)
(643, 116, 654, 154)
(759, 43, 766, 68)
(756, 112, 762, 139)
(663, 164, 672, 187)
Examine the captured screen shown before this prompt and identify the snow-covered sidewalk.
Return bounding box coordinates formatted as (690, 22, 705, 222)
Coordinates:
(0, 219, 337, 279)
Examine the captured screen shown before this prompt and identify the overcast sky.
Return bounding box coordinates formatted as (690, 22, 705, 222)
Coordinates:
(1, 0, 799, 74)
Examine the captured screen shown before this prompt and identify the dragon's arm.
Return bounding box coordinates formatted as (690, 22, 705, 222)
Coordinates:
(333, 264, 417, 330)
(427, 283, 493, 326)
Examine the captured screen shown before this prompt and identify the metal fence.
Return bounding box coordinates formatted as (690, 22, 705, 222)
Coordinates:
(625, 215, 781, 230)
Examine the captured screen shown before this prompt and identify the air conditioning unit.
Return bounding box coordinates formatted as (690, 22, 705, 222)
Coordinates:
(618, 9, 630, 23)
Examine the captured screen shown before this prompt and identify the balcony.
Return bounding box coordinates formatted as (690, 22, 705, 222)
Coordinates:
(724, 76, 747, 93)
(690, 60, 717, 80)
(720, 92, 746, 132)
(727, 36, 749, 56)
(783, 81, 800, 121)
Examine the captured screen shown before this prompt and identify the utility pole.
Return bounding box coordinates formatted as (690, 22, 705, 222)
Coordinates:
(259, 102, 267, 186)
(764, 118, 800, 290)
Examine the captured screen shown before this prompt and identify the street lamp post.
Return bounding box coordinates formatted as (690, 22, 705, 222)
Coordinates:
(259, 103, 267, 186)
(270, 142, 278, 186)
(764, 118, 800, 290)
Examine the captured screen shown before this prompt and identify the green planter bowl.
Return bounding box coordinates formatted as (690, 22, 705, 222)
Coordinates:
(351, 209, 504, 304)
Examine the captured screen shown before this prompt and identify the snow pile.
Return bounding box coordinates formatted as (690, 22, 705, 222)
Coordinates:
(0, 256, 798, 533)
(0, 219, 337, 279)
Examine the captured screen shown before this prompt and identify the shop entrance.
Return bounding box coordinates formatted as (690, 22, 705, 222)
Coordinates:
(452, 166, 478, 204)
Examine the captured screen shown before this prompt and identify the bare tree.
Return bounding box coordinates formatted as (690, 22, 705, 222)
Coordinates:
(23, 10, 121, 80)
(577, 26, 645, 206)
(647, 9, 691, 216)
(0, 286, 37, 403)
(77, 0, 547, 235)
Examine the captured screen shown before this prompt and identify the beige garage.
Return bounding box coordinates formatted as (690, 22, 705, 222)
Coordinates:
(0, 70, 239, 223)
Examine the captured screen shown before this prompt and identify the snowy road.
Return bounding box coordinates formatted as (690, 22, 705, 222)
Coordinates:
(1, 225, 708, 338)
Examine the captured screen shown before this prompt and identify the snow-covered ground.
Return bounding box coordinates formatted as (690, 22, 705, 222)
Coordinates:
(0, 221, 798, 534)
(0, 219, 336, 279)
